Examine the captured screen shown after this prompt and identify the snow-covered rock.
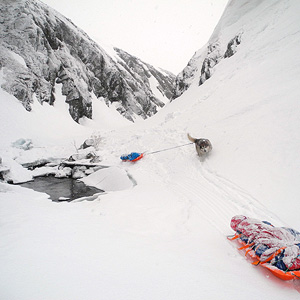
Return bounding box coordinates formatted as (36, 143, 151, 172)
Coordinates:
(80, 166, 133, 191)
(71, 166, 87, 179)
(1, 157, 32, 183)
(0, 0, 175, 123)
(173, 31, 243, 98)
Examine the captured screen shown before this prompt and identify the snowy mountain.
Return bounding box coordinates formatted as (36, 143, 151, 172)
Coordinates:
(174, 1, 270, 98)
(173, 32, 242, 98)
(0, 0, 175, 123)
(1, 0, 300, 299)
(170, 0, 300, 229)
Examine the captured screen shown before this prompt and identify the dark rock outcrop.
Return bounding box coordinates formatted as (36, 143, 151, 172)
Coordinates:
(173, 32, 243, 99)
(199, 42, 223, 86)
(224, 33, 242, 58)
(172, 51, 202, 99)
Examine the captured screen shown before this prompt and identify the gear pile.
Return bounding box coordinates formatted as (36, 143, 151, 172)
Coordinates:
(228, 215, 300, 280)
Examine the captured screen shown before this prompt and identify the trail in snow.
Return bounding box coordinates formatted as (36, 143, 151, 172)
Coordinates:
(172, 158, 285, 235)
(200, 160, 285, 226)
(142, 133, 285, 236)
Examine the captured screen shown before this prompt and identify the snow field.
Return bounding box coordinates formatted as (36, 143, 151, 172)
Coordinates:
(1, 0, 300, 298)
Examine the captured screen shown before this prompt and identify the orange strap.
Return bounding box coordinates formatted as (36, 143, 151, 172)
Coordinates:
(245, 246, 255, 256)
(238, 242, 255, 251)
(252, 247, 286, 266)
(227, 234, 242, 241)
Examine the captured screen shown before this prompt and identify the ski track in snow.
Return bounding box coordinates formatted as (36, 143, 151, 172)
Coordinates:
(142, 131, 285, 236)
(200, 160, 284, 224)
(105, 117, 291, 241)
(174, 158, 285, 235)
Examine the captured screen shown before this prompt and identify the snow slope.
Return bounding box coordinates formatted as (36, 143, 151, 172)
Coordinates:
(1, 0, 300, 299)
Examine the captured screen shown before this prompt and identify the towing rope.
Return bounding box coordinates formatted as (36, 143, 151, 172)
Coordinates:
(145, 142, 193, 155)
(120, 142, 194, 162)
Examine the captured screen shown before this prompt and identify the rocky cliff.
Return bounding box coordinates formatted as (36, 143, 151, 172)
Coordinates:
(0, 0, 175, 122)
(173, 31, 243, 99)
(173, 0, 245, 100)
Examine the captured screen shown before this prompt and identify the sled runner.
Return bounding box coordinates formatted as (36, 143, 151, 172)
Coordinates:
(228, 215, 300, 281)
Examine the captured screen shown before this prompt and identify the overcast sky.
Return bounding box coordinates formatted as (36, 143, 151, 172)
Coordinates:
(41, 0, 228, 74)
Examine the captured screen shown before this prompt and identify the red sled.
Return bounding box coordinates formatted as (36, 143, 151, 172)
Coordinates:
(228, 215, 300, 281)
(228, 235, 300, 280)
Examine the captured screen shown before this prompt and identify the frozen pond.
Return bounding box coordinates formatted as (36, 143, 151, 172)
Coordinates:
(19, 176, 103, 201)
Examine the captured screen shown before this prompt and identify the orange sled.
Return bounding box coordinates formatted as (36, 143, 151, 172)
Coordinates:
(131, 153, 144, 162)
(228, 235, 300, 281)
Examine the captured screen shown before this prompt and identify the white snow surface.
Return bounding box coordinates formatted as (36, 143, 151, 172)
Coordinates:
(148, 75, 170, 105)
(1, 0, 300, 299)
(80, 166, 134, 192)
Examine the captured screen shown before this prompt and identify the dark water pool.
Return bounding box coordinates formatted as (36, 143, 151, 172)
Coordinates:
(19, 176, 103, 202)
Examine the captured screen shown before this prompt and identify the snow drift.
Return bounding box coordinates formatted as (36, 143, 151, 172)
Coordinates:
(1, 0, 300, 299)
(172, 0, 300, 229)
